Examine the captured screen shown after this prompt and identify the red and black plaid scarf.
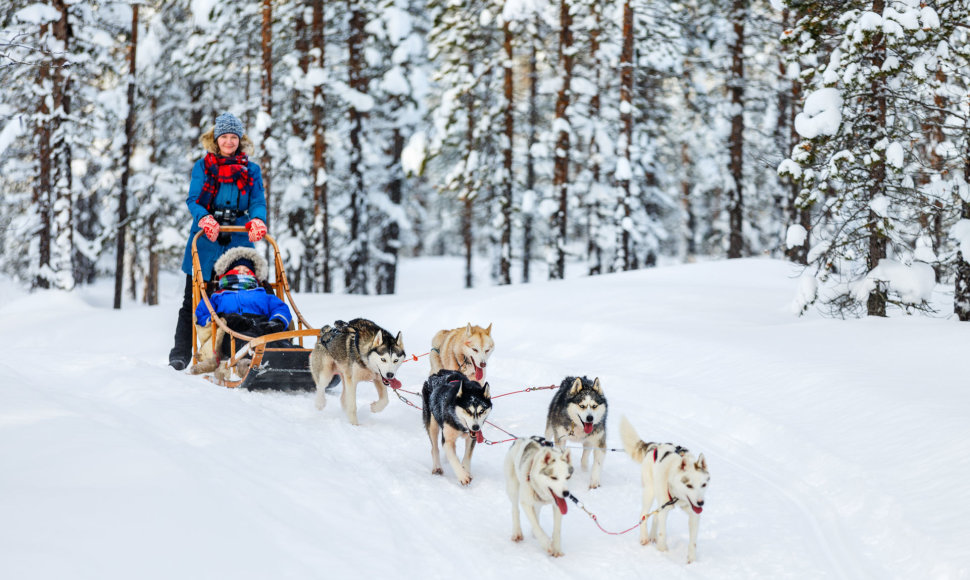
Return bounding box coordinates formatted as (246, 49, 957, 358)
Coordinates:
(197, 152, 253, 211)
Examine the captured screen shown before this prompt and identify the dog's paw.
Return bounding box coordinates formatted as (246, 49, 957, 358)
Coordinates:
(511, 533, 523, 543)
(588, 481, 600, 490)
(314, 395, 327, 410)
(457, 472, 472, 485)
(370, 399, 388, 413)
(431, 467, 443, 476)
(547, 548, 563, 557)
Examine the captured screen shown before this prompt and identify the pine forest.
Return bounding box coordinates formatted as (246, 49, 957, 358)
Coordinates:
(2, 0, 970, 319)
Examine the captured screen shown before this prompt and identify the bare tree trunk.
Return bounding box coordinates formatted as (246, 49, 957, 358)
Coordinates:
(33, 21, 52, 290)
(727, 0, 745, 259)
(52, 0, 73, 287)
(550, 0, 573, 280)
(114, 4, 137, 309)
(311, 0, 331, 292)
(522, 25, 538, 284)
(376, 128, 403, 295)
(345, 0, 368, 294)
(261, 0, 273, 225)
(462, 84, 475, 289)
(144, 95, 159, 305)
(499, 20, 514, 286)
(955, 141, 970, 320)
(587, 2, 603, 276)
(866, 0, 888, 317)
(616, 0, 634, 271)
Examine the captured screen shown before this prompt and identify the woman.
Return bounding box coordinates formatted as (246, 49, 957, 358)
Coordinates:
(169, 112, 268, 370)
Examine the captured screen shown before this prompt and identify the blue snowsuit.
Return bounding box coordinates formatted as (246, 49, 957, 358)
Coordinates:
(195, 287, 291, 328)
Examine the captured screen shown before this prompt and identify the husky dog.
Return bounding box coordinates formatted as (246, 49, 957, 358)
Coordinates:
(505, 436, 573, 557)
(545, 376, 608, 489)
(309, 318, 405, 425)
(429, 323, 494, 382)
(619, 416, 710, 563)
(422, 369, 492, 485)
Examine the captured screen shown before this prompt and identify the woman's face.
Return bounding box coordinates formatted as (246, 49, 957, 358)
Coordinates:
(217, 133, 240, 156)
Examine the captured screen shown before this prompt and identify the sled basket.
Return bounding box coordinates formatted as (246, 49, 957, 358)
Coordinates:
(189, 227, 318, 391)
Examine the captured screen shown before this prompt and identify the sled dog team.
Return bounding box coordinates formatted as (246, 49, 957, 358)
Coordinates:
(308, 318, 710, 562)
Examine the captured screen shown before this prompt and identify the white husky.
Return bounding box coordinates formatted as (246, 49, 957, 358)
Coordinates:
(505, 437, 573, 557)
(619, 416, 710, 563)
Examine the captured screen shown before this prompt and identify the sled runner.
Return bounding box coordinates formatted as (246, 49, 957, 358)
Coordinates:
(190, 226, 317, 390)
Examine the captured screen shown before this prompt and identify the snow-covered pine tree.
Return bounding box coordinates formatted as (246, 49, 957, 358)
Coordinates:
(781, 0, 944, 316)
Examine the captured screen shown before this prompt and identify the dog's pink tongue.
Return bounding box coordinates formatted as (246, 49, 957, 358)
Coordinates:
(583, 422, 594, 434)
(554, 494, 568, 515)
(475, 430, 484, 443)
(389, 378, 402, 390)
(475, 366, 484, 381)
(692, 505, 703, 514)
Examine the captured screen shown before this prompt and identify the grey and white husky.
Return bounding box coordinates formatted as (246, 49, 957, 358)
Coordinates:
(505, 436, 573, 557)
(422, 369, 492, 485)
(619, 416, 710, 563)
(545, 376, 608, 489)
(310, 318, 405, 425)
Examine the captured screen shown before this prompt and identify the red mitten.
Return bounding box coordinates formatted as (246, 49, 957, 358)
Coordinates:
(246, 218, 267, 242)
(199, 214, 220, 242)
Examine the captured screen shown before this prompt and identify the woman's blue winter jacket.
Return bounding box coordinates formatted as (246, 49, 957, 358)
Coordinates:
(194, 287, 291, 328)
(180, 159, 267, 280)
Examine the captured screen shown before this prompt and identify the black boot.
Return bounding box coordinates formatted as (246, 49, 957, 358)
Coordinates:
(169, 275, 194, 370)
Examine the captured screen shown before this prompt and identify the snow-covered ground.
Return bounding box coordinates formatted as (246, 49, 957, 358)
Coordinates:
(1, 258, 967, 579)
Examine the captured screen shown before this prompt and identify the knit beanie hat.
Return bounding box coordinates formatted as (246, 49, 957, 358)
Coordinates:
(214, 113, 244, 139)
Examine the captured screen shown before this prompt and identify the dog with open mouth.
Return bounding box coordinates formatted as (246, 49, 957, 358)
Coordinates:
(309, 318, 405, 425)
(422, 369, 492, 485)
(545, 376, 608, 489)
(505, 436, 573, 557)
(619, 416, 710, 563)
(429, 323, 494, 382)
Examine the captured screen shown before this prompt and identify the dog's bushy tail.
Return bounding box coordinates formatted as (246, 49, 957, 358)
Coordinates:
(619, 416, 651, 463)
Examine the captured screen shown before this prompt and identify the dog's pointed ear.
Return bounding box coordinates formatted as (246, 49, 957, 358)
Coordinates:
(592, 377, 603, 394)
(485, 323, 492, 335)
(482, 382, 491, 398)
(543, 450, 554, 464)
(563, 450, 572, 464)
(569, 377, 583, 395)
(696, 453, 707, 472)
(465, 323, 473, 336)
(372, 330, 383, 348)
(395, 331, 403, 348)
(457, 384, 464, 398)
(680, 457, 689, 471)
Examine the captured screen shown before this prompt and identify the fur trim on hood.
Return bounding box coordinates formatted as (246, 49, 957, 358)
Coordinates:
(200, 127, 255, 156)
(213, 247, 268, 281)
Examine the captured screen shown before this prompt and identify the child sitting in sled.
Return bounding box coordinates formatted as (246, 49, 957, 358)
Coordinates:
(191, 246, 292, 376)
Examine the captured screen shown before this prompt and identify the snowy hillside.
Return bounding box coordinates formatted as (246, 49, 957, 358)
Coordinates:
(1, 258, 967, 580)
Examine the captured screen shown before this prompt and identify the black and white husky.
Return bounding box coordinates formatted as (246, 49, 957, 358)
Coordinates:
(422, 369, 492, 485)
(545, 376, 608, 489)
